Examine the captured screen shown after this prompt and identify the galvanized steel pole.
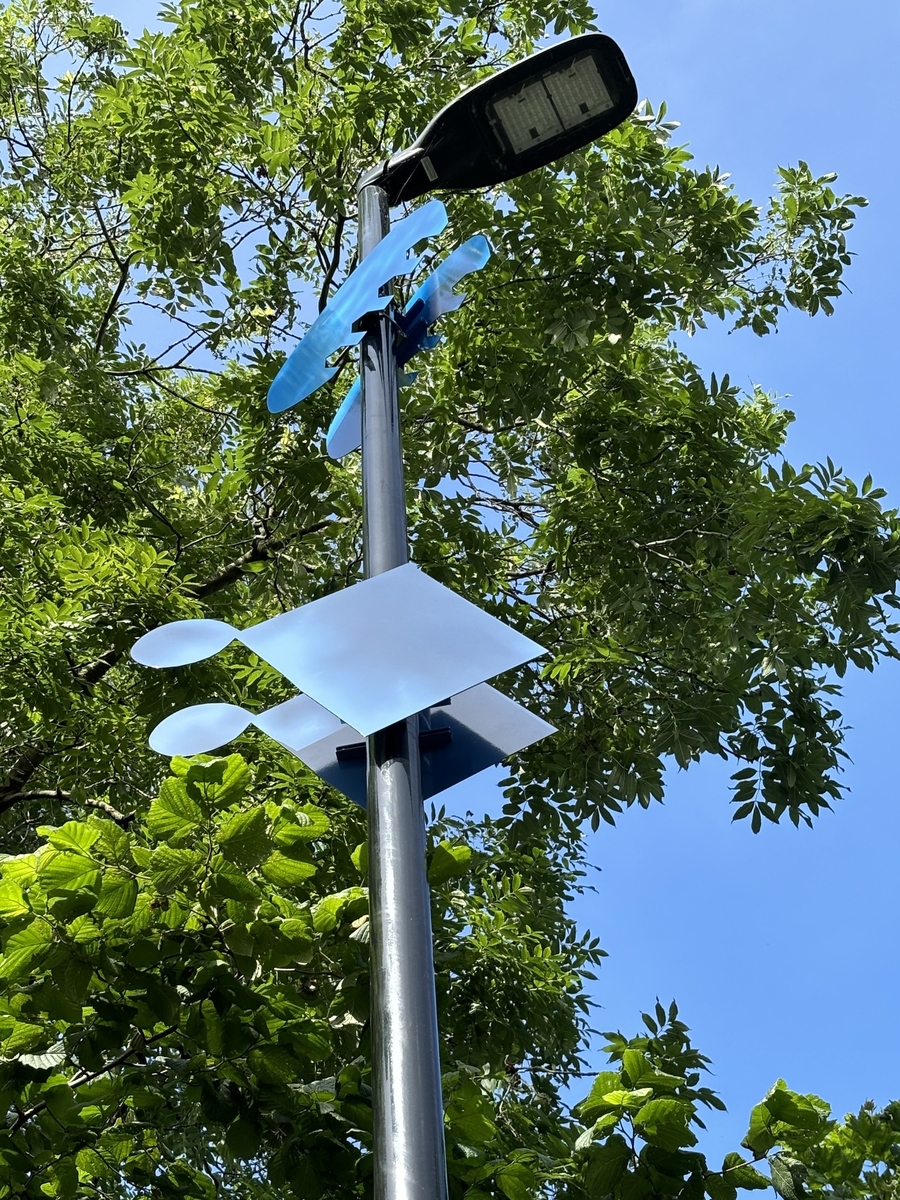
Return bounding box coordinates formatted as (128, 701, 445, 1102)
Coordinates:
(358, 181, 449, 1200)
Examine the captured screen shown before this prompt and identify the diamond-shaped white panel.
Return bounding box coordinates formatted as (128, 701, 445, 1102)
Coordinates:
(238, 564, 545, 735)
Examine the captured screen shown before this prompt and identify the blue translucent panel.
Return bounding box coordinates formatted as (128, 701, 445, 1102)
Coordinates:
(298, 683, 555, 808)
(325, 364, 428, 459)
(325, 378, 362, 459)
(236, 563, 546, 736)
(149, 702, 252, 756)
(132, 618, 237, 668)
(397, 234, 491, 354)
(267, 199, 448, 413)
(325, 235, 492, 460)
(252, 693, 344, 754)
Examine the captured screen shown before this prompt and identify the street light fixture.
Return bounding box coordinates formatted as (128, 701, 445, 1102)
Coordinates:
(358, 31, 636, 1200)
(360, 33, 637, 205)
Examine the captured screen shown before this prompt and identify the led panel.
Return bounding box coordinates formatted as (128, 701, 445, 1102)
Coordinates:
(377, 33, 637, 205)
(490, 78, 563, 154)
(546, 54, 614, 130)
(297, 683, 556, 808)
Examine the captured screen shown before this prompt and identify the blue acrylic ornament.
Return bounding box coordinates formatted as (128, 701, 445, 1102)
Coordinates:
(396, 234, 491, 357)
(325, 235, 491, 459)
(267, 199, 448, 414)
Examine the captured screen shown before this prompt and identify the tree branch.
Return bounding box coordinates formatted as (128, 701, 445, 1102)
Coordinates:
(11, 1024, 179, 1133)
(0, 520, 337, 799)
(318, 209, 346, 312)
(0, 745, 46, 798)
(0, 789, 131, 823)
(94, 251, 133, 351)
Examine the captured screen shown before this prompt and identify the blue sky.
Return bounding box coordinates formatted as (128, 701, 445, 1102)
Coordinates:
(450, 0, 900, 1160)
(104, 0, 898, 1162)
(567, 0, 900, 1159)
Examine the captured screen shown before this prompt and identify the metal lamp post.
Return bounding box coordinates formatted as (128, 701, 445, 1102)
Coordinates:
(358, 182, 449, 1200)
(356, 33, 637, 1200)
(130, 31, 636, 1200)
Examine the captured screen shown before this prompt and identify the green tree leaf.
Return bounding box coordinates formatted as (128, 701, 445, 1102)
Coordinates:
(623, 1048, 651, 1085)
(208, 853, 261, 902)
(706, 1174, 738, 1200)
(721, 1152, 770, 1191)
(428, 840, 473, 885)
(0, 1021, 47, 1057)
(575, 1071, 624, 1123)
(635, 1098, 698, 1150)
(495, 1160, 535, 1200)
(149, 845, 199, 894)
(248, 1044, 304, 1085)
(0, 881, 29, 919)
(312, 886, 367, 933)
(0, 919, 53, 982)
(182, 756, 251, 811)
(216, 805, 269, 868)
(43, 821, 100, 854)
(202, 999, 224, 1056)
(274, 804, 331, 845)
(351, 842, 368, 874)
(583, 1133, 632, 1194)
(769, 1153, 808, 1200)
(225, 1116, 261, 1159)
(261, 851, 316, 887)
(36, 848, 101, 894)
(95, 868, 138, 918)
(146, 778, 204, 845)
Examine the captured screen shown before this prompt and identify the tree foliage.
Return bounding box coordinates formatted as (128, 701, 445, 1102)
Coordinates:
(3, 761, 899, 1198)
(0, 0, 897, 1197)
(1, 0, 895, 834)
(0, 753, 603, 1196)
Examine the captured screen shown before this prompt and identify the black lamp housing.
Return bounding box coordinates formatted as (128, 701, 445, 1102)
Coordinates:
(361, 33, 637, 206)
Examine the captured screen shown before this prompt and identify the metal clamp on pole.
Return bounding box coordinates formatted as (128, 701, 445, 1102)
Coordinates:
(358, 180, 450, 1200)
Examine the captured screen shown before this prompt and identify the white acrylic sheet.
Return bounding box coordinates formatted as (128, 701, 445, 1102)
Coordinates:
(237, 563, 546, 735)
